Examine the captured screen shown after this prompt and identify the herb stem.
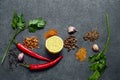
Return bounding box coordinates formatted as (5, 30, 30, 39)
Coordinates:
(1, 29, 19, 64)
(102, 13, 110, 54)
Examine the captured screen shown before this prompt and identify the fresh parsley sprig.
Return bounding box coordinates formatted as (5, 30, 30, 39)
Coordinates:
(88, 13, 110, 80)
(1, 12, 46, 64)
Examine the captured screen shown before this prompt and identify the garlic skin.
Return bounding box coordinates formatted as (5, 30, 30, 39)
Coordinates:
(92, 44, 99, 52)
(18, 53, 24, 61)
(68, 26, 77, 34)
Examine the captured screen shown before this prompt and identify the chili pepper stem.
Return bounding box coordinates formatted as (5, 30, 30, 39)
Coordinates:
(19, 63, 29, 68)
(13, 40, 18, 45)
(1, 29, 21, 64)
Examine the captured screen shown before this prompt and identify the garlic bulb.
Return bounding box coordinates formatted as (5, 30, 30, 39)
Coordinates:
(18, 53, 24, 61)
(68, 26, 77, 34)
(92, 44, 99, 52)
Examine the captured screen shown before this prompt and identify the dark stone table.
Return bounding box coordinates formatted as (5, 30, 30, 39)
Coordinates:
(0, 0, 120, 80)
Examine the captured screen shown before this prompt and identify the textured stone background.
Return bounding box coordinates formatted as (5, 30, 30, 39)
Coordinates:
(0, 0, 120, 80)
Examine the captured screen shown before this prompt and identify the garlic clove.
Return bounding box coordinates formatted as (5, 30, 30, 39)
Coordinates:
(68, 26, 77, 34)
(92, 44, 99, 52)
(18, 53, 24, 61)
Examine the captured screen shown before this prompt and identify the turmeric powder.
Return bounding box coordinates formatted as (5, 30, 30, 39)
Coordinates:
(76, 47, 87, 61)
(44, 29, 58, 39)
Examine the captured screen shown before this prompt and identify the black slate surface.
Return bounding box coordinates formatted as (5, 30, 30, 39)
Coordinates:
(0, 0, 120, 80)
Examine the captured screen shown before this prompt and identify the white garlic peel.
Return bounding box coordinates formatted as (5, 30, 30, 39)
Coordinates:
(68, 26, 77, 33)
(92, 44, 99, 52)
(18, 53, 24, 61)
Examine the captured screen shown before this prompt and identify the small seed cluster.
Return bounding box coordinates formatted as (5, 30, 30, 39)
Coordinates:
(23, 36, 39, 49)
(64, 36, 78, 51)
(83, 30, 100, 42)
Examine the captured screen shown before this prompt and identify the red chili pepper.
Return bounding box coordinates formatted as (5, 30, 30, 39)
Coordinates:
(21, 55, 63, 70)
(17, 43, 51, 62)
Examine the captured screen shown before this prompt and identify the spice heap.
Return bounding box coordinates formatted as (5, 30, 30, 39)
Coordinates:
(44, 29, 58, 39)
(83, 30, 100, 42)
(23, 36, 39, 49)
(64, 35, 78, 51)
(76, 47, 87, 61)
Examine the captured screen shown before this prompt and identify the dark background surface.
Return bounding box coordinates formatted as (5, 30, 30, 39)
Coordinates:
(0, 0, 120, 80)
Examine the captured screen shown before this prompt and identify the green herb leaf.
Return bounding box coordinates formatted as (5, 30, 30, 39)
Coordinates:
(90, 60, 106, 72)
(11, 12, 25, 30)
(28, 27, 36, 33)
(89, 53, 102, 63)
(90, 62, 99, 71)
(28, 17, 46, 32)
(89, 70, 101, 80)
(89, 54, 97, 63)
(12, 12, 18, 29)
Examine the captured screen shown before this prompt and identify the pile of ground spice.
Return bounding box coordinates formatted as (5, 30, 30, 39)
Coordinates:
(23, 36, 39, 49)
(76, 47, 87, 61)
(64, 35, 78, 51)
(83, 30, 100, 42)
(44, 29, 58, 39)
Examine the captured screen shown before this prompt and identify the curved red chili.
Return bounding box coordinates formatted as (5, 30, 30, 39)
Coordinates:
(21, 55, 63, 70)
(17, 43, 51, 62)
